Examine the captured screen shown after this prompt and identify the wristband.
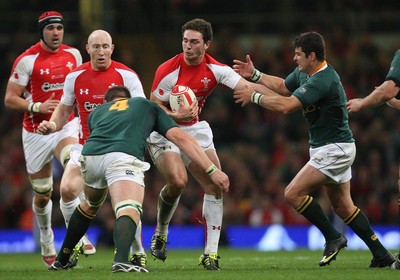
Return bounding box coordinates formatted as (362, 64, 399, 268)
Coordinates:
(206, 164, 218, 175)
(251, 92, 263, 105)
(31, 102, 41, 113)
(250, 68, 263, 83)
(49, 121, 57, 132)
(28, 102, 34, 113)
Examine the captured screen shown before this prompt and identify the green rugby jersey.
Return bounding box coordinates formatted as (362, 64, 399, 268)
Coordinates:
(386, 49, 400, 87)
(82, 97, 178, 160)
(285, 64, 354, 148)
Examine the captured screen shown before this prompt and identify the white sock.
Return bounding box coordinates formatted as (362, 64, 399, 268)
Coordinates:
(130, 220, 146, 255)
(60, 196, 81, 228)
(32, 199, 53, 243)
(202, 194, 223, 254)
(156, 186, 180, 236)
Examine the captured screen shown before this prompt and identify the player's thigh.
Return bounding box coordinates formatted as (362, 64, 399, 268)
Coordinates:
(109, 180, 144, 223)
(109, 180, 144, 206)
(285, 164, 327, 201)
(156, 151, 188, 184)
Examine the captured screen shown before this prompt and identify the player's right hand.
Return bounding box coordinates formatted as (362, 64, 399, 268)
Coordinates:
(36, 120, 56, 135)
(210, 170, 230, 194)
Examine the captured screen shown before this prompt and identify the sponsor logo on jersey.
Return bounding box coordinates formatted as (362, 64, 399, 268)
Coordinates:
(42, 82, 64, 91)
(13, 72, 19, 80)
(158, 88, 165, 95)
(84, 102, 101, 111)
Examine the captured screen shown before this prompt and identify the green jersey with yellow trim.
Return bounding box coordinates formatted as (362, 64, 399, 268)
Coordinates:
(82, 97, 178, 160)
(285, 64, 354, 148)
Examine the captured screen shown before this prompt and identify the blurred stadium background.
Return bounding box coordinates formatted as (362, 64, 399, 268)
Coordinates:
(0, 0, 399, 252)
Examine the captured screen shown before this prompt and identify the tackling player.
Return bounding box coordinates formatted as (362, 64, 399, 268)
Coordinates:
(233, 31, 396, 268)
(47, 86, 229, 272)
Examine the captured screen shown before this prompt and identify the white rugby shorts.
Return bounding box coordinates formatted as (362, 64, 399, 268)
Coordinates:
(79, 152, 151, 189)
(22, 117, 79, 174)
(147, 120, 215, 166)
(308, 142, 356, 184)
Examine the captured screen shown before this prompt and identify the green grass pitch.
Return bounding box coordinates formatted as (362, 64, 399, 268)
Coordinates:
(0, 247, 398, 280)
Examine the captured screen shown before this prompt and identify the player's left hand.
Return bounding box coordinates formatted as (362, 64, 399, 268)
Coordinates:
(233, 87, 253, 107)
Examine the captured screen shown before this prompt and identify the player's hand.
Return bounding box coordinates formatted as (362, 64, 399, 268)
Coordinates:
(233, 86, 253, 107)
(346, 98, 363, 113)
(36, 120, 56, 135)
(210, 169, 230, 195)
(233, 55, 255, 79)
(171, 98, 198, 122)
(40, 93, 60, 114)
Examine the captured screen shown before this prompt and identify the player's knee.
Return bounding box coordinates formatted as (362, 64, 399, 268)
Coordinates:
(114, 199, 142, 223)
(168, 173, 187, 190)
(60, 179, 83, 200)
(30, 177, 53, 195)
(283, 186, 296, 205)
(85, 191, 107, 210)
(59, 144, 73, 168)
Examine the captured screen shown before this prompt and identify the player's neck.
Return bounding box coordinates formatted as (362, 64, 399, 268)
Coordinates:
(309, 60, 327, 76)
(184, 54, 204, 66)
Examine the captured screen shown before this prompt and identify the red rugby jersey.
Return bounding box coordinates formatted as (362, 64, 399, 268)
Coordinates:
(151, 53, 241, 126)
(9, 42, 82, 132)
(61, 60, 145, 143)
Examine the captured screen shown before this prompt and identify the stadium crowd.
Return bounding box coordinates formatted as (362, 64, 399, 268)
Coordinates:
(0, 2, 399, 248)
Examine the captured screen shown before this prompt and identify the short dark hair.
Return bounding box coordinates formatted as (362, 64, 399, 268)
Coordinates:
(182, 18, 213, 42)
(293, 31, 326, 61)
(104, 86, 130, 102)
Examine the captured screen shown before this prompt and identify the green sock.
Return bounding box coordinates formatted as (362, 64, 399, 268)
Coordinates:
(345, 208, 388, 258)
(113, 216, 137, 262)
(297, 195, 340, 241)
(57, 206, 93, 265)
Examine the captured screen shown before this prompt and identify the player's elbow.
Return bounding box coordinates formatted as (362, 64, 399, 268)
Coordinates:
(4, 95, 17, 110)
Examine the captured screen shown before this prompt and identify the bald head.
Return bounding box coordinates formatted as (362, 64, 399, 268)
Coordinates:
(87, 29, 112, 45)
(86, 29, 114, 71)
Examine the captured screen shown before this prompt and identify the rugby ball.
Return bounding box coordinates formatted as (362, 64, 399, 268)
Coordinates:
(169, 85, 196, 111)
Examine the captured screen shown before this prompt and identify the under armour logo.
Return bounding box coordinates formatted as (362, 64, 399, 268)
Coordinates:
(212, 226, 221, 230)
(80, 89, 89, 95)
(40, 68, 50, 75)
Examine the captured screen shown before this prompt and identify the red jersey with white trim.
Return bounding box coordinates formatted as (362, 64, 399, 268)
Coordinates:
(61, 60, 145, 142)
(9, 42, 82, 132)
(151, 53, 241, 126)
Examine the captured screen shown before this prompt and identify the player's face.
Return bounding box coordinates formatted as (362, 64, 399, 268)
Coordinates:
(86, 32, 114, 71)
(42, 24, 64, 51)
(294, 47, 312, 74)
(182, 30, 210, 66)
